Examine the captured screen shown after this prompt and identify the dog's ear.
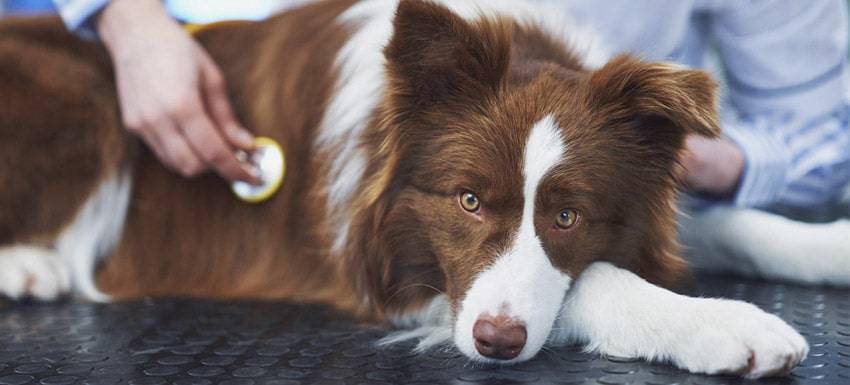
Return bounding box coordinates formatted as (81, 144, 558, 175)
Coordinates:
(384, 0, 511, 109)
(582, 55, 720, 289)
(585, 55, 720, 153)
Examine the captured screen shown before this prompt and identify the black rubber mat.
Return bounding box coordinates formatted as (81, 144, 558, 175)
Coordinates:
(0, 275, 847, 385)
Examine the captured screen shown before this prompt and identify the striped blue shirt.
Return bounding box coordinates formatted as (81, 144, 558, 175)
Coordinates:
(51, 0, 303, 37)
(53, 0, 850, 212)
(562, 0, 850, 212)
(51, 0, 107, 38)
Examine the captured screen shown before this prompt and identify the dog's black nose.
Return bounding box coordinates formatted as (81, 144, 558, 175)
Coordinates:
(473, 315, 527, 360)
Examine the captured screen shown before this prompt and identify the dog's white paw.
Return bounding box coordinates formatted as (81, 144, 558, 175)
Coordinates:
(671, 299, 808, 378)
(0, 245, 70, 301)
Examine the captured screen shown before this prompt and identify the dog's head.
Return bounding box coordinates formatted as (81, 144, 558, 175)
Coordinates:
(351, 0, 720, 363)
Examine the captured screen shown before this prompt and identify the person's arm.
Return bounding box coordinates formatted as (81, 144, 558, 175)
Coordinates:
(54, 0, 258, 183)
(720, 107, 849, 209)
(685, 0, 850, 209)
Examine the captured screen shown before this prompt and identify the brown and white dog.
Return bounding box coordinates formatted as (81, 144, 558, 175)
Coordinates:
(0, 0, 808, 377)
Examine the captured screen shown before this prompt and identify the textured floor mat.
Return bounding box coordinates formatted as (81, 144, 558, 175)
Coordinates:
(0, 274, 847, 385)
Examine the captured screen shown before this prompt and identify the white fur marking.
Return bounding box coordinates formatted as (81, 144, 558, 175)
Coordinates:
(57, 169, 132, 302)
(381, 295, 453, 351)
(679, 206, 850, 286)
(319, 1, 394, 253)
(0, 245, 70, 301)
(454, 115, 571, 363)
(551, 262, 809, 378)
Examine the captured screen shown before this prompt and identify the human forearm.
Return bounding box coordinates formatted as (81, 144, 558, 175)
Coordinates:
(96, 0, 171, 58)
(93, 0, 258, 183)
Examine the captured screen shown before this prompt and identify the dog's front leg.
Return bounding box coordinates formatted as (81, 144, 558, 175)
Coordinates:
(550, 262, 809, 378)
(0, 245, 70, 301)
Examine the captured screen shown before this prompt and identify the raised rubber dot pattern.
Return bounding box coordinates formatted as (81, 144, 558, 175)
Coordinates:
(0, 274, 846, 384)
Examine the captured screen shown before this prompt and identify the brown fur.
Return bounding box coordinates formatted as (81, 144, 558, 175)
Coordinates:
(348, 0, 719, 316)
(100, 0, 361, 313)
(0, 0, 719, 322)
(0, 15, 124, 246)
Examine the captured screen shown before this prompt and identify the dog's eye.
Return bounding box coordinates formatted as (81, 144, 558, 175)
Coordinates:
(459, 192, 481, 212)
(555, 209, 578, 229)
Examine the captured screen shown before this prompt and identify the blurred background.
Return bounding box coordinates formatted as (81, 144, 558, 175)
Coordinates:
(2, 0, 848, 52)
(1, 0, 54, 15)
(0, 0, 294, 21)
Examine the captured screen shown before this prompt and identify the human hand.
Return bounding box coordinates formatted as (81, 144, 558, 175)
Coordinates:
(97, 0, 258, 183)
(678, 135, 745, 199)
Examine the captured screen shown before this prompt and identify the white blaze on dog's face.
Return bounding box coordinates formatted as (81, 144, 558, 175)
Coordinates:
(368, 0, 720, 363)
(453, 116, 572, 362)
